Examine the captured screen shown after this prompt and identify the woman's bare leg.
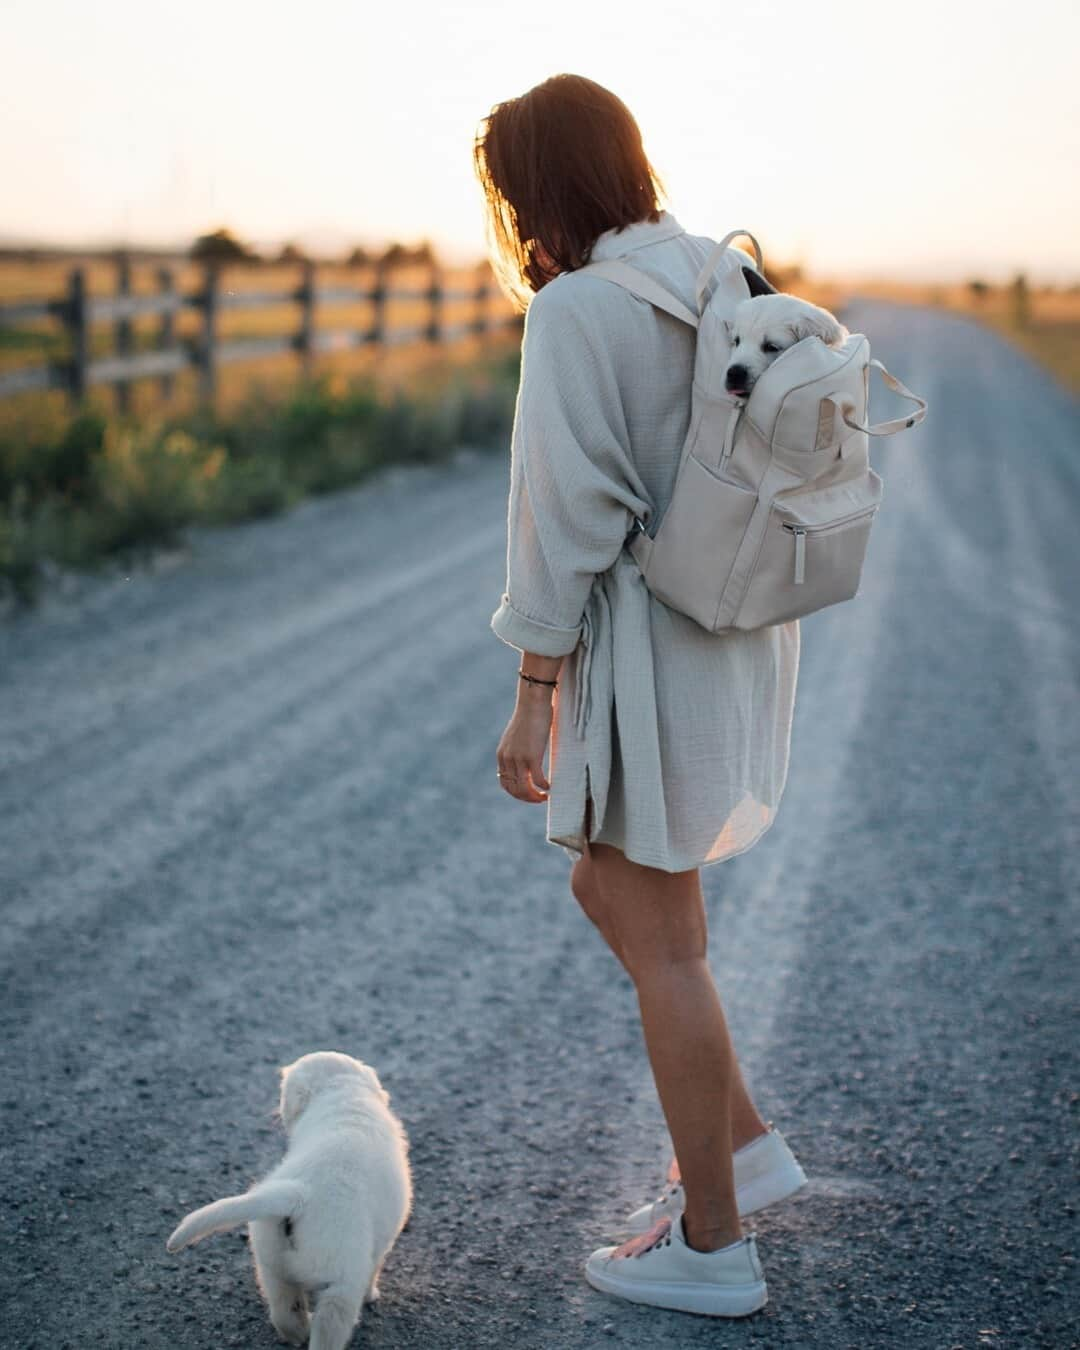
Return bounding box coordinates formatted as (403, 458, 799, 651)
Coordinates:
(572, 831, 756, 1251)
(569, 824, 768, 1156)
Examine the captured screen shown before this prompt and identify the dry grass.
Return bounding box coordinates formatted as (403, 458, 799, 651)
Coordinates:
(819, 276, 1080, 395)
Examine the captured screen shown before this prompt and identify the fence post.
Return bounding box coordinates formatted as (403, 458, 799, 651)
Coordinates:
(156, 265, 176, 403)
(472, 273, 489, 336)
(425, 263, 443, 343)
(66, 266, 89, 407)
(369, 259, 387, 345)
(197, 260, 220, 407)
(298, 258, 316, 379)
(114, 252, 133, 415)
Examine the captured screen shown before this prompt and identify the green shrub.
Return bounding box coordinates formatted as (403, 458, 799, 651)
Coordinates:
(84, 423, 225, 554)
(0, 352, 520, 607)
(0, 486, 40, 602)
(205, 452, 296, 522)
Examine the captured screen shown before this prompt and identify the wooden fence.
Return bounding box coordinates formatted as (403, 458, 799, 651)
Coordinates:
(0, 255, 522, 411)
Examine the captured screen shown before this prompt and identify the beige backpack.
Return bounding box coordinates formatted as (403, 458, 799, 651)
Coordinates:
(582, 229, 928, 633)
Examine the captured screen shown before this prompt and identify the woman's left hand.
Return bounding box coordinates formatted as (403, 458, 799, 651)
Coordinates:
(496, 689, 554, 803)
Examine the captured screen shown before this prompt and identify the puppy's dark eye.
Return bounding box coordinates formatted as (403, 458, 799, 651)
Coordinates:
(761, 341, 781, 354)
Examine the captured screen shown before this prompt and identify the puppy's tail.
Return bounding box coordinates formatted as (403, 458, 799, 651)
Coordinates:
(166, 1179, 306, 1252)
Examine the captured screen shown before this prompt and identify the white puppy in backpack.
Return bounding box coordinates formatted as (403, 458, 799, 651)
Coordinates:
(167, 1051, 411, 1349)
(723, 292, 849, 399)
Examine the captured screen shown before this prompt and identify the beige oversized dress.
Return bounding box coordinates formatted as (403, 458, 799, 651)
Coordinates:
(490, 211, 800, 872)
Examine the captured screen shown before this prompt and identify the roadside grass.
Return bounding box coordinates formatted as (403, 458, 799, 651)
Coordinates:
(0, 346, 521, 607)
(830, 277, 1080, 395)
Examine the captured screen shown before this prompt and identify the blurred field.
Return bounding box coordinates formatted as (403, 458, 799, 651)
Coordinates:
(4, 256, 1075, 443)
(2, 250, 1076, 606)
(824, 276, 1080, 394)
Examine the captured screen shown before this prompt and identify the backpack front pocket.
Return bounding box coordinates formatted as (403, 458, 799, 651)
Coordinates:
(732, 499, 879, 629)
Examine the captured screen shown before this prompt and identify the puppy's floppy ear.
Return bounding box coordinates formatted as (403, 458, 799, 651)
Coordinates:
(789, 304, 846, 347)
(279, 1065, 312, 1127)
(742, 265, 778, 298)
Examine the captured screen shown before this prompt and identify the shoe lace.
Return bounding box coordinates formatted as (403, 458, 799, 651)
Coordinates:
(651, 1156, 683, 1208)
(612, 1216, 673, 1259)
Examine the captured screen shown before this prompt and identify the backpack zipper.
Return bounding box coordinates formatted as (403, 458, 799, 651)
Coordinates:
(780, 503, 878, 585)
(720, 403, 744, 468)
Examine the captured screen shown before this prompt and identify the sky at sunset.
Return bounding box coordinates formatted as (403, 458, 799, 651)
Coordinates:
(2, 0, 1078, 282)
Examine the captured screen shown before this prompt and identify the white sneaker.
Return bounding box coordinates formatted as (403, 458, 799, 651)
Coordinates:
(585, 1213, 767, 1317)
(622, 1122, 806, 1234)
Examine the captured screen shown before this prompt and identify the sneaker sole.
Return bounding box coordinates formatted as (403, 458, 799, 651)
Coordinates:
(585, 1263, 768, 1317)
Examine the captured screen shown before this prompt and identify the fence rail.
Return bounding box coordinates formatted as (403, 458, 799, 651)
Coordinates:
(0, 255, 522, 409)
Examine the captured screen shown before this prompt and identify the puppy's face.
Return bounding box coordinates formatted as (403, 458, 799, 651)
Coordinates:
(723, 294, 848, 398)
(277, 1051, 389, 1131)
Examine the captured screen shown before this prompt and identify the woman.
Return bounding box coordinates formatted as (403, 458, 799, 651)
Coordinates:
(474, 74, 807, 1318)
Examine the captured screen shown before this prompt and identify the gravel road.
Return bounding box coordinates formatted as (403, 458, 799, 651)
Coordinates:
(1, 299, 1077, 1349)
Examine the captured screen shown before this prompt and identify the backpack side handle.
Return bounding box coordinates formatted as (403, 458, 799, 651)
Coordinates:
(695, 229, 765, 308)
(829, 359, 928, 437)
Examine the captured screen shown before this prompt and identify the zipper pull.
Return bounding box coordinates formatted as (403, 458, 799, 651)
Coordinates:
(721, 404, 742, 466)
(792, 527, 806, 584)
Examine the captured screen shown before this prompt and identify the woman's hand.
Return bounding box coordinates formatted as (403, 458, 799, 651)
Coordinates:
(497, 656, 562, 802)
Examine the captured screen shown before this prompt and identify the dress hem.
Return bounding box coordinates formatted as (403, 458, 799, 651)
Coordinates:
(548, 797, 785, 874)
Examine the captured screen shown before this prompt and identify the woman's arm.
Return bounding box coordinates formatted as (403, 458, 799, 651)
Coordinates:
(491, 280, 648, 803)
(490, 280, 649, 660)
(496, 650, 565, 803)
(519, 651, 564, 685)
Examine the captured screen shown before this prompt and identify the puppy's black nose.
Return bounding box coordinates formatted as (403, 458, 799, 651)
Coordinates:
(725, 364, 747, 392)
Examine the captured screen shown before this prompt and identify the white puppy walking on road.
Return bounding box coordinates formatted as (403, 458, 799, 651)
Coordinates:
(167, 1051, 412, 1349)
(723, 292, 849, 398)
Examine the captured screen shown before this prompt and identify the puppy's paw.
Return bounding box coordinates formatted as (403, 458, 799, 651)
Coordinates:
(271, 1302, 311, 1345)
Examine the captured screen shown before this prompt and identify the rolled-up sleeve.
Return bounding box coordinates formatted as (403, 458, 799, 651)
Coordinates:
(490, 280, 650, 657)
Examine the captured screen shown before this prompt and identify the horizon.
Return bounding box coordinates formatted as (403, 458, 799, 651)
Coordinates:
(0, 227, 1070, 290)
(3, 0, 1078, 287)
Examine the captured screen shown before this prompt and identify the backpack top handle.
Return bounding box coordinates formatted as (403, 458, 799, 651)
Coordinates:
(695, 229, 765, 309)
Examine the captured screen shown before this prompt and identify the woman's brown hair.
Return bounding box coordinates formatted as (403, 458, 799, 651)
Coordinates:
(474, 74, 668, 311)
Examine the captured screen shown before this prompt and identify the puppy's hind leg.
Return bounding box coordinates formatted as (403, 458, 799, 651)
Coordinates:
(267, 1285, 310, 1347)
(249, 1218, 310, 1346)
(364, 1255, 386, 1304)
(309, 1285, 364, 1350)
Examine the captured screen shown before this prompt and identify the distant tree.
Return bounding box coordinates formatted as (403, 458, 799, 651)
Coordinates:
(967, 278, 990, 304)
(191, 227, 259, 264)
(344, 245, 372, 267)
(276, 242, 308, 264)
(380, 239, 438, 268)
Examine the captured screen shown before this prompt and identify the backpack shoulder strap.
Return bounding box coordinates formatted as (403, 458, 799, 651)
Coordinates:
(580, 259, 699, 329)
